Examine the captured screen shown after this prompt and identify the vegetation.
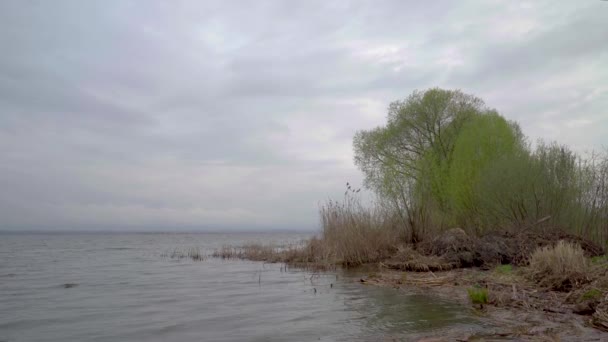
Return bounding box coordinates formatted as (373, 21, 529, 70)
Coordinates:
(162, 247, 205, 261)
(211, 241, 336, 270)
(467, 287, 489, 306)
(317, 186, 401, 266)
(527, 240, 589, 290)
(494, 264, 513, 275)
(352, 88, 608, 242)
(220, 88, 607, 270)
(582, 288, 602, 301)
(211, 87, 608, 333)
(592, 255, 608, 264)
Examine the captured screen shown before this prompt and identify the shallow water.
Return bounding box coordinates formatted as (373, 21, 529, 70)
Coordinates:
(0, 232, 478, 341)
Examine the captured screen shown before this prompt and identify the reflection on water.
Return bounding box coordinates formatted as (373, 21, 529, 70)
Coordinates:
(0, 232, 477, 341)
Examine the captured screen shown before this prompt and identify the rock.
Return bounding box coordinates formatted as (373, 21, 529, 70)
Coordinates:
(63, 283, 79, 288)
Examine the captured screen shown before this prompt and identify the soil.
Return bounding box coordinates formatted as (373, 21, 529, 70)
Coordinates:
(413, 228, 605, 269)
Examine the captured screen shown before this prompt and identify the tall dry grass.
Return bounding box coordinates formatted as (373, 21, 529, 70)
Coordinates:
(317, 186, 402, 266)
(527, 240, 590, 290)
(211, 239, 336, 270)
(212, 243, 291, 261)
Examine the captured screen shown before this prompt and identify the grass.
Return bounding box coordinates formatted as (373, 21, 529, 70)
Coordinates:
(494, 264, 513, 274)
(212, 190, 404, 269)
(591, 255, 608, 264)
(527, 240, 589, 291)
(211, 240, 337, 271)
(467, 286, 489, 305)
(581, 288, 602, 301)
(212, 244, 285, 261)
(317, 189, 402, 266)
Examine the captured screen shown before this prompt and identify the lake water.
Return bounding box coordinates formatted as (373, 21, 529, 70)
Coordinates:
(0, 232, 479, 341)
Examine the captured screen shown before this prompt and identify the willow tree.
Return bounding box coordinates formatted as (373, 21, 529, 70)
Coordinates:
(446, 113, 527, 229)
(353, 88, 492, 241)
(353, 88, 608, 242)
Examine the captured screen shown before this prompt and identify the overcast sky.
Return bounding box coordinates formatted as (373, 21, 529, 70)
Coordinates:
(1, 1, 606, 231)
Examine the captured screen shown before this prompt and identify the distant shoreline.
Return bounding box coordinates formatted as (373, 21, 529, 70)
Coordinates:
(0, 229, 316, 234)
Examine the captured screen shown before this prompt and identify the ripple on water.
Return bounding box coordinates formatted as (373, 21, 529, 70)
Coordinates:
(0, 232, 478, 342)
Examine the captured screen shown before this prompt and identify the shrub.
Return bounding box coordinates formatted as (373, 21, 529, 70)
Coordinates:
(528, 240, 590, 290)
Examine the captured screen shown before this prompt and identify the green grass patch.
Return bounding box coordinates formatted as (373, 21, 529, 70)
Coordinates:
(591, 256, 608, 264)
(581, 288, 602, 301)
(494, 264, 513, 274)
(467, 287, 489, 305)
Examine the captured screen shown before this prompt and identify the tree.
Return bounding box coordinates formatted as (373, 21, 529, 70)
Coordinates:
(353, 88, 495, 239)
(445, 112, 527, 228)
(352, 87, 608, 242)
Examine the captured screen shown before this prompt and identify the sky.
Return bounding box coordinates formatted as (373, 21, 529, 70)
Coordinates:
(0, 1, 606, 231)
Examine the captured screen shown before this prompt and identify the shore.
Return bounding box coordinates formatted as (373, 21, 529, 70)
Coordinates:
(212, 228, 608, 340)
(358, 267, 607, 341)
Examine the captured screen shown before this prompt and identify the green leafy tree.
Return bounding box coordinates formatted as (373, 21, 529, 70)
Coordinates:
(446, 113, 527, 229)
(353, 88, 492, 239)
(352, 87, 606, 241)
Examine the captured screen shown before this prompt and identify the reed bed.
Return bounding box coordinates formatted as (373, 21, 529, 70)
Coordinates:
(162, 247, 205, 261)
(317, 187, 402, 266)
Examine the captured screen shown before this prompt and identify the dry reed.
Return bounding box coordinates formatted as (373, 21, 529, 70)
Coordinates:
(527, 240, 590, 290)
(317, 188, 402, 266)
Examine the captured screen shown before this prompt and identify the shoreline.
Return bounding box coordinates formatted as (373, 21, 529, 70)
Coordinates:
(357, 267, 607, 341)
(210, 228, 608, 340)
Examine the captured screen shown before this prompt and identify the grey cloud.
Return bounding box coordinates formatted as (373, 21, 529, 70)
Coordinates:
(0, 0, 606, 230)
(445, 5, 608, 88)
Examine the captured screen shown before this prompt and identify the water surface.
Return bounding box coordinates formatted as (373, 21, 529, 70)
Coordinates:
(0, 232, 477, 341)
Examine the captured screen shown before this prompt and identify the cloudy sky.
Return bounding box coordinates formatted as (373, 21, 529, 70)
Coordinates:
(1, 1, 606, 231)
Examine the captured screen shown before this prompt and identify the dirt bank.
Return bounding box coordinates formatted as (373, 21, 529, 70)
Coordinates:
(414, 228, 604, 268)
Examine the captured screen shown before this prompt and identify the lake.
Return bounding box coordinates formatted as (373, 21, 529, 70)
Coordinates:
(0, 232, 479, 341)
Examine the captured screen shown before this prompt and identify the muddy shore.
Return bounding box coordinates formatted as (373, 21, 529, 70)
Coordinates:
(358, 267, 608, 341)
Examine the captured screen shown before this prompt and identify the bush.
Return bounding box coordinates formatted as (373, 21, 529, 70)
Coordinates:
(528, 240, 590, 291)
